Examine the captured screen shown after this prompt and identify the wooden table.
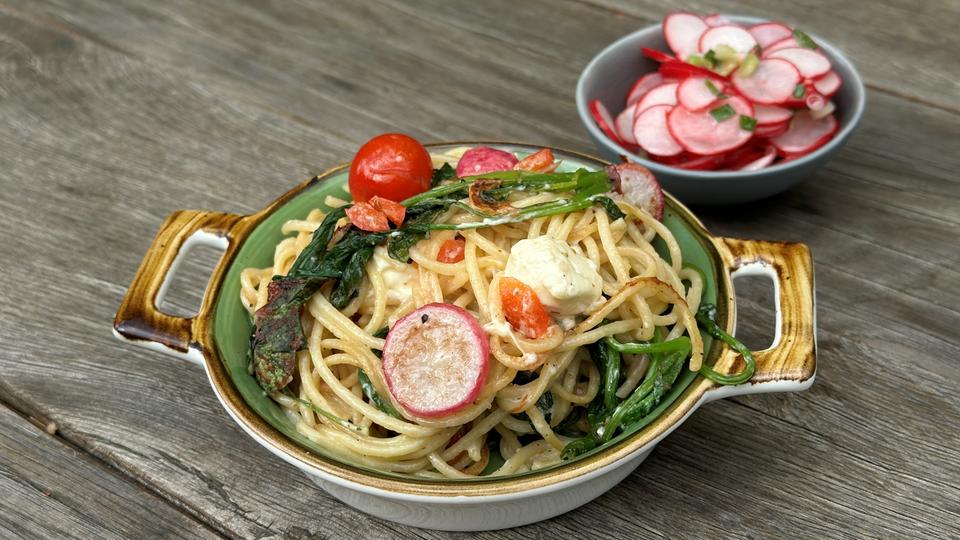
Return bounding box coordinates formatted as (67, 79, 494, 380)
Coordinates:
(1, 0, 957, 538)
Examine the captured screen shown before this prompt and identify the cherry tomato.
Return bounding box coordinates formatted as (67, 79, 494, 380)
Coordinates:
(345, 201, 390, 232)
(514, 148, 557, 173)
(369, 196, 406, 226)
(499, 277, 551, 339)
(437, 238, 466, 263)
(349, 133, 432, 203)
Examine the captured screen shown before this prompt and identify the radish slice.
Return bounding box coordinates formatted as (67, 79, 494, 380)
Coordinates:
(677, 77, 721, 111)
(749, 22, 793, 49)
(663, 12, 708, 60)
(382, 303, 489, 418)
(754, 120, 791, 138)
(641, 47, 676, 63)
(810, 100, 836, 120)
(704, 14, 735, 27)
(763, 37, 800, 55)
(767, 47, 831, 78)
(673, 153, 726, 170)
(813, 70, 842, 96)
(633, 104, 683, 157)
(667, 96, 754, 155)
(731, 58, 801, 104)
(754, 104, 793, 125)
(456, 146, 519, 177)
(607, 163, 664, 220)
(770, 111, 839, 155)
(589, 100, 627, 146)
(616, 105, 639, 145)
(698, 25, 758, 56)
(805, 91, 826, 111)
(636, 82, 679, 114)
(626, 73, 664, 106)
(739, 146, 777, 170)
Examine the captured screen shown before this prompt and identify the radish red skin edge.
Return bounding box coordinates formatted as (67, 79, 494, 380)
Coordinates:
(382, 303, 489, 418)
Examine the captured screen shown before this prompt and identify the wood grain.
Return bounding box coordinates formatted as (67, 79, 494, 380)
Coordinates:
(0, 405, 216, 539)
(0, 0, 957, 538)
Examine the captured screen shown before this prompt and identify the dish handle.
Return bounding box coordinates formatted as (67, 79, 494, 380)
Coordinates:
(704, 238, 817, 401)
(113, 210, 244, 365)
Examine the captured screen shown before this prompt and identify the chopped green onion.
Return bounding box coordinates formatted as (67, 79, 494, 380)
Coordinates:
(793, 29, 818, 50)
(793, 84, 807, 99)
(703, 49, 718, 67)
(709, 104, 736, 122)
(687, 54, 711, 68)
(739, 115, 757, 132)
(704, 79, 727, 98)
(736, 51, 760, 77)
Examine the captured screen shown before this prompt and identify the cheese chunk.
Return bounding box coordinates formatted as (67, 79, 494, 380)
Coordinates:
(503, 237, 603, 316)
(370, 245, 416, 304)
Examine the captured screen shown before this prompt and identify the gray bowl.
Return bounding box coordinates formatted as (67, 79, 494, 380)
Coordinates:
(576, 15, 865, 205)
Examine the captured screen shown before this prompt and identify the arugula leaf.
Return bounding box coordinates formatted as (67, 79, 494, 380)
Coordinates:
(431, 163, 456, 187)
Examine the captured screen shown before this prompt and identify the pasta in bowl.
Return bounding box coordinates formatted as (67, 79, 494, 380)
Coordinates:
(114, 140, 816, 530)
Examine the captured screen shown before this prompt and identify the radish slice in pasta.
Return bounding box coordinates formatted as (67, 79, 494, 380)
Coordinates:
(382, 303, 489, 418)
(456, 146, 519, 177)
(607, 162, 664, 220)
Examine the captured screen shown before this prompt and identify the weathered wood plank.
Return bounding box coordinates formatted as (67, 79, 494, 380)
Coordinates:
(0, 404, 217, 539)
(0, 0, 957, 538)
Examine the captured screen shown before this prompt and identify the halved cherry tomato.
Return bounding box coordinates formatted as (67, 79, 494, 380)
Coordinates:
(345, 201, 389, 232)
(514, 148, 557, 173)
(437, 238, 465, 263)
(349, 133, 432, 203)
(369, 196, 406, 226)
(499, 277, 551, 339)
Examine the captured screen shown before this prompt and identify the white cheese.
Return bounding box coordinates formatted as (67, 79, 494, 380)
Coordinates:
(369, 245, 416, 304)
(503, 236, 603, 316)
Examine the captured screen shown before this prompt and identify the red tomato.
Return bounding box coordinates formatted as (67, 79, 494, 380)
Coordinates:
(437, 238, 465, 263)
(499, 277, 551, 339)
(369, 196, 406, 226)
(345, 202, 390, 232)
(514, 148, 557, 173)
(349, 133, 432, 203)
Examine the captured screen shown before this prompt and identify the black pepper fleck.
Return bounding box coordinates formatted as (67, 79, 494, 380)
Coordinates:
(421, 314, 429, 323)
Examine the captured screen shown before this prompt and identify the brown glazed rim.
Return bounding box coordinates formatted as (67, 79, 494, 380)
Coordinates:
(116, 142, 816, 498)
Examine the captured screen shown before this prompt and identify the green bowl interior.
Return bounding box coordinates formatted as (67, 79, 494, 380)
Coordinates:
(212, 146, 719, 480)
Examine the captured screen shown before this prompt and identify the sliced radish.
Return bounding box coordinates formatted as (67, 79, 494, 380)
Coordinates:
(636, 82, 679, 114)
(763, 37, 800, 55)
(698, 25, 758, 56)
(805, 91, 826, 111)
(616, 105, 639, 145)
(607, 163, 664, 220)
(767, 47, 831, 78)
(626, 73, 664, 106)
(704, 14, 735, 27)
(641, 47, 676, 63)
(731, 58, 801, 104)
(673, 153, 726, 170)
(667, 95, 754, 155)
(589, 100, 627, 146)
(663, 12, 708, 60)
(456, 146, 519, 177)
(677, 77, 721, 111)
(382, 303, 489, 418)
(770, 111, 838, 156)
(633, 104, 683, 157)
(813, 70, 842, 96)
(739, 146, 777, 170)
(754, 120, 791, 138)
(754, 104, 793, 125)
(809, 100, 836, 120)
(658, 60, 718, 80)
(749, 22, 793, 49)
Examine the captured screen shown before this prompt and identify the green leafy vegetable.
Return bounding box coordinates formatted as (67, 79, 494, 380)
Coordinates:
(431, 162, 456, 187)
(793, 29, 818, 50)
(739, 115, 757, 132)
(589, 338, 622, 411)
(561, 435, 598, 460)
(710, 104, 736, 122)
(358, 369, 401, 418)
(285, 391, 364, 433)
(536, 391, 554, 424)
(694, 304, 757, 385)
